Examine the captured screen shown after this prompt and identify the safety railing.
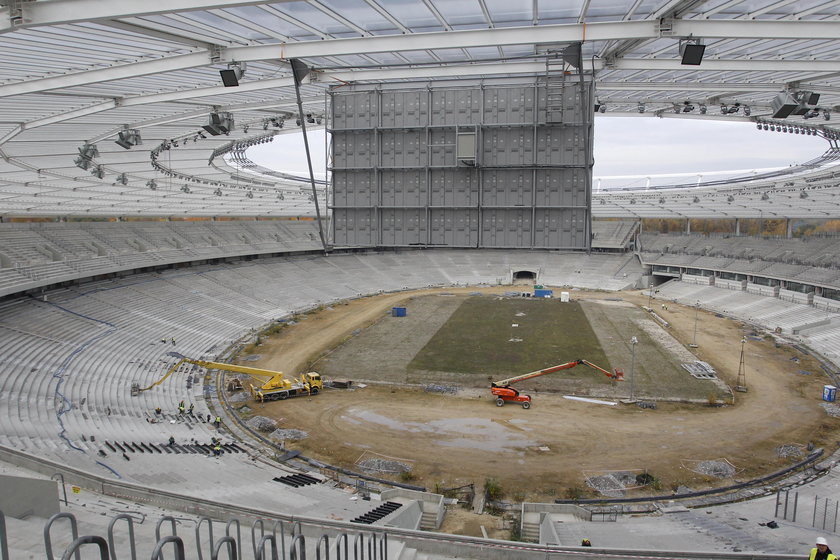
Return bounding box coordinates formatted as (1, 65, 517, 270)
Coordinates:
(7, 509, 389, 560)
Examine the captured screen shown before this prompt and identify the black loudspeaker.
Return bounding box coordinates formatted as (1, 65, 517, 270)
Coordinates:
(219, 69, 239, 87)
(680, 43, 705, 65)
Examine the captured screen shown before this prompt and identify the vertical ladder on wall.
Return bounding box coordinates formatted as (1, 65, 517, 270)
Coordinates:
(545, 56, 568, 124)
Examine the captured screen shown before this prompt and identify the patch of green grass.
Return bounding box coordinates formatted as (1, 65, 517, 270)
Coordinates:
(408, 297, 611, 378)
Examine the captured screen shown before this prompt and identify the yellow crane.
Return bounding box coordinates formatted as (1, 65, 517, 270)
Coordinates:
(135, 352, 323, 402)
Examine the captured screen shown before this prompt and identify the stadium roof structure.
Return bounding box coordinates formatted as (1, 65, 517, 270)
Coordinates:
(0, 0, 838, 220)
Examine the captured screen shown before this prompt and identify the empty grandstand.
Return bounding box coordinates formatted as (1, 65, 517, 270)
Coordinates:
(1, 2, 840, 559)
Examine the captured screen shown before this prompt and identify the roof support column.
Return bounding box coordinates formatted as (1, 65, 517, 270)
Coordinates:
(735, 217, 740, 236)
(686, 219, 691, 234)
(786, 218, 792, 238)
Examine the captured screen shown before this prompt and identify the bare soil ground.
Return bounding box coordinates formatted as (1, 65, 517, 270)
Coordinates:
(231, 287, 839, 509)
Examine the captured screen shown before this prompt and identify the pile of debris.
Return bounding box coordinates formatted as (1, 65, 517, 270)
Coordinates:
(776, 444, 806, 458)
(269, 428, 308, 441)
(357, 458, 411, 474)
(585, 472, 637, 497)
(688, 459, 736, 478)
(820, 402, 840, 417)
(246, 415, 278, 433)
(424, 384, 459, 394)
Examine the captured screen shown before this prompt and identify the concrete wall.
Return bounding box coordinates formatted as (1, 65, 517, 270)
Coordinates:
(0, 474, 60, 518)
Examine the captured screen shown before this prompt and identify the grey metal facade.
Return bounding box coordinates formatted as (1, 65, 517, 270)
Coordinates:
(330, 78, 594, 250)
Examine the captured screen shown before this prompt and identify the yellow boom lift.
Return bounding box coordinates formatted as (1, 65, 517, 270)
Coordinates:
(135, 352, 323, 402)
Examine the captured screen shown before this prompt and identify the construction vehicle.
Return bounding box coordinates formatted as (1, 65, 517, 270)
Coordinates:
(135, 352, 323, 402)
(491, 359, 624, 409)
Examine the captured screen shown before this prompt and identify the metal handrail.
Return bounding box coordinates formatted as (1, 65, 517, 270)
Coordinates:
(61, 535, 109, 560)
(0, 510, 10, 560)
(250, 519, 265, 560)
(51, 473, 69, 506)
(290, 534, 306, 560)
(44, 512, 79, 560)
(107, 514, 137, 560)
(334, 533, 349, 560)
(353, 533, 363, 560)
(316, 534, 329, 560)
(211, 536, 238, 560)
(225, 518, 242, 560)
(151, 535, 185, 560)
(255, 535, 279, 560)
(196, 517, 215, 560)
(155, 516, 178, 543)
(272, 520, 286, 560)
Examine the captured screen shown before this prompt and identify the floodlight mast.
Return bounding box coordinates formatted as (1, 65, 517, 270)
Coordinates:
(290, 58, 328, 253)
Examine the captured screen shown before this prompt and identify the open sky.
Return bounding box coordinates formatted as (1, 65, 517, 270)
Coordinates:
(247, 117, 829, 184)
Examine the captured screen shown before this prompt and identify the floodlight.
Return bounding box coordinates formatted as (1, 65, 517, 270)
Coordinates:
(771, 91, 800, 118)
(682, 101, 694, 113)
(679, 38, 705, 65)
(116, 173, 128, 185)
(246, 191, 254, 199)
(214, 188, 222, 196)
(146, 179, 157, 190)
(90, 165, 104, 179)
(800, 191, 809, 199)
(203, 112, 234, 136)
(743, 106, 751, 117)
(761, 193, 769, 201)
(115, 128, 142, 149)
(290, 59, 310, 86)
(699, 104, 707, 114)
(181, 185, 191, 193)
(637, 103, 645, 113)
(73, 156, 91, 170)
(220, 62, 246, 87)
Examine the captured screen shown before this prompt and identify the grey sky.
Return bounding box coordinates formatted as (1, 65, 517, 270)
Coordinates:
(247, 118, 829, 183)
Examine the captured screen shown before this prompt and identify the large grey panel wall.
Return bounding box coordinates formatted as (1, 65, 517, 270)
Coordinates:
(330, 77, 593, 250)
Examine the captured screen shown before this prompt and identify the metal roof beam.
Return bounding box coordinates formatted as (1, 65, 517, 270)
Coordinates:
(3, 0, 293, 31)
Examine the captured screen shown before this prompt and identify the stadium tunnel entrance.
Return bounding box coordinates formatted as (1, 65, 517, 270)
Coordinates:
(512, 270, 537, 285)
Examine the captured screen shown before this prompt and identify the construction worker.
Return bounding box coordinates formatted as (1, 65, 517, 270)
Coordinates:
(188, 403, 194, 415)
(581, 538, 591, 547)
(811, 537, 837, 560)
(213, 442, 222, 456)
(168, 435, 175, 446)
(178, 400, 185, 414)
(214, 415, 221, 428)
(154, 407, 161, 415)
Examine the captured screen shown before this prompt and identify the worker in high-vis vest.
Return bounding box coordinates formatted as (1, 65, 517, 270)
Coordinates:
(811, 537, 838, 560)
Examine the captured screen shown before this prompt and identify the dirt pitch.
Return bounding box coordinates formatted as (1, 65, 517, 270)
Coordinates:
(231, 286, 840, 510)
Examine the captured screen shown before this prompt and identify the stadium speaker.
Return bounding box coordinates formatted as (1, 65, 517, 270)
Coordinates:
(680, 42, 705, 65)
(771, 92, 799, 119)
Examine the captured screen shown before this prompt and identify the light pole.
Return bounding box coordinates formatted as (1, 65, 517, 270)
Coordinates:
(690, 300, 700, 348)
(647, 285, 653, 309)
(629, 336, 638, 401)
(735, 337, 748, 392)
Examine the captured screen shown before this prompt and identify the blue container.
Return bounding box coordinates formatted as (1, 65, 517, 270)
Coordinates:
(392, 307, 407, 317)
(823, 385, 837, 402)
(534, 289, 553, 298)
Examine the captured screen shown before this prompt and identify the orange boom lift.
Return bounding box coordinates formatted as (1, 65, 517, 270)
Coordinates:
(491, 359, 624, 409)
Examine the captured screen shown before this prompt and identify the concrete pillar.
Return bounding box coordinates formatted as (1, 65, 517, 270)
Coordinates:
(686, 219, 691, 234)
(735, 218, 740, 236)
(786, 218, 792, 238)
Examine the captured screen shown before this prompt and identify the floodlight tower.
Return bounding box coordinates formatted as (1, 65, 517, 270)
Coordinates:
(629, 336, 638, 401)
(735, 337, 748, 392)
(689, 301, 700, 348)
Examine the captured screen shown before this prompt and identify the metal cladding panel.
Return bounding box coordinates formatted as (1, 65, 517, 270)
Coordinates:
(429, 168, 478, 206)
(381, 170, 426, 206)
(533, 208, 587, 248)
(481, 208, 533, 248)
(534, 169, 588, 206)
(430, 89, 481, 126)
(483, 169, 533, 206)
(381, 208, 427, 245)
(482, 128, 534, 166)
(381, 90, 429, 128)
(332, 170, 374, 206)
(535, 127, 588, 166)
(380, 130, 427, 168)
(333, 208, 376, 246)
(430, 129, 455, 167)
(331, 92, 378, 130)
(430, 208, 479, 247)
(483, 86, 535, 125)
(332, 131, 375, 169)
(330, 78, 592, 250)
